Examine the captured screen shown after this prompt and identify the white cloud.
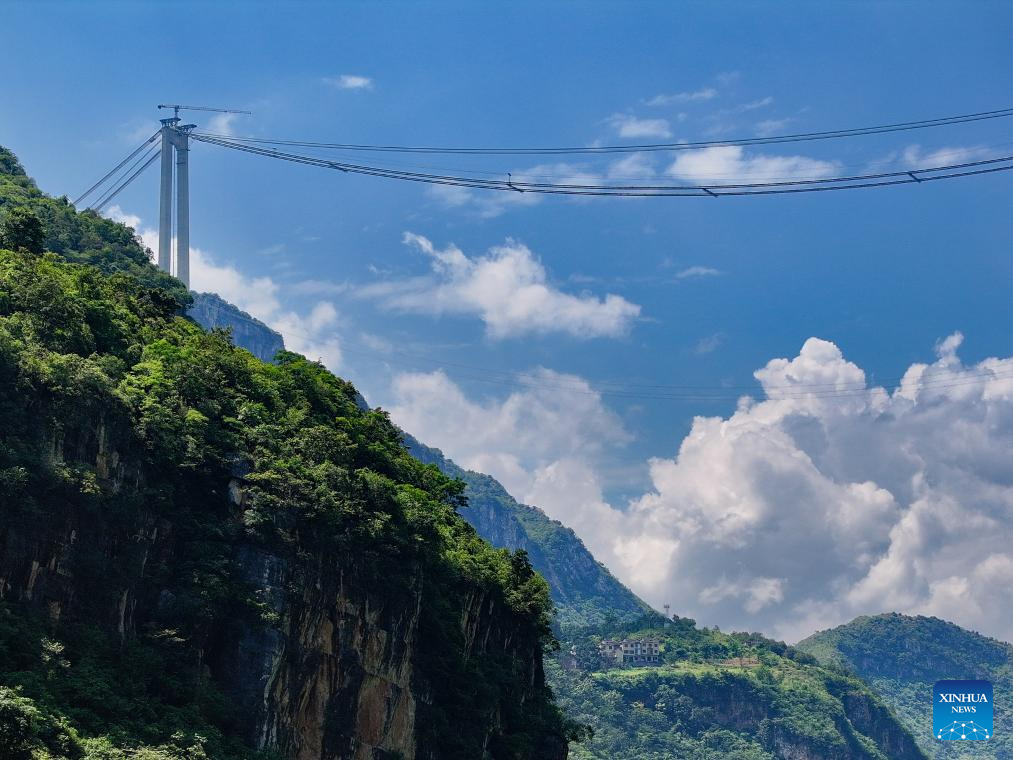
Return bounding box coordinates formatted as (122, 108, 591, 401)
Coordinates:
(675, 265, 722, 279)
(323, 74, 373, 90)
(606, 152, 656, 180)
(387, 333, 1013, 644)
(104, 206, 343, 370)
(289, 279, 351, 296)
(755, 118, 791, 137)
(386, 367, 638, 575)
(647, 88, 717, 106)
(428, 162, 599, 218)
(739, 96, 774, 112)
(362, 233, 641, 339)
(865, 144, 995, 174)
(694, 332, 724, 355)
(119, 120, 159, 145)
(902, 145, 993, 169)
(669, 146, 839, 184)
(609, 114, 673, 139)
(206, 112, 240, 136)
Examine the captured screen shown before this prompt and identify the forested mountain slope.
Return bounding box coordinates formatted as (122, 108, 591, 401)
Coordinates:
(175, 280, 651, 632)
(0, 146, 571, 759)
(547, 612, 926, 760)
(403, 435, 650, 632)
(799, 613, 1012, 759)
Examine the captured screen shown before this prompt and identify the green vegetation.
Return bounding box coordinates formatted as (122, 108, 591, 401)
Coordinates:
(0, 145, 571, 758)
(405, 434, 650, 633)
(0, 205, 45, 254)
(549, 614, 926, 759)
(799, 613, 1013, 759)
(0, 146, 187, 304)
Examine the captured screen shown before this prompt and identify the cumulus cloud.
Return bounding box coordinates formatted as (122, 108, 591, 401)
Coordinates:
(362, 233, 641, 339)
(669, 145, 839, 184)
(647, 88, 717, 106)
(105, 206, 343, 370)
(387, 333, 1013, 644)
(868, 144, 995, 172)
(323, 74, 373, 90)
(606, 152, 656, 180)
(609, 114, 673, 139)
(386, 367, 638, 573)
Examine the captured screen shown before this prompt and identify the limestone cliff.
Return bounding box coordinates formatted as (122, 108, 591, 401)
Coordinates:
(0, 417, 564, 759)
(188, 291, 285, 363)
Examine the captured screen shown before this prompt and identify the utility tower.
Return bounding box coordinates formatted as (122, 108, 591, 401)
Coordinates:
(155, 104, 251, 288)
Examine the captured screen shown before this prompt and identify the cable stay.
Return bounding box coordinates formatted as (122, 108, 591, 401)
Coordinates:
(74, 131, 160, 208)
(89, 146, 161, 212)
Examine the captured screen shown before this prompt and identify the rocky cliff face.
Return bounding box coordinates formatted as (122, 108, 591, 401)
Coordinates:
(0, 417, 563, 760)
(188, 291, 285, 362)
(0, 243, 567, 759)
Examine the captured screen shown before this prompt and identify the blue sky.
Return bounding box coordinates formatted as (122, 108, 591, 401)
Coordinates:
(5, 0, 1013, 640)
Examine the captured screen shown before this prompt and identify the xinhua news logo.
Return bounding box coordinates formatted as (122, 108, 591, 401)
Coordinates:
(934, 680, 993, 741)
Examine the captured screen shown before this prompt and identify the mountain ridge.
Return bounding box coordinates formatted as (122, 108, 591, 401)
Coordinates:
(174, 278, 652, 631)
(798, 613, 1012, 759)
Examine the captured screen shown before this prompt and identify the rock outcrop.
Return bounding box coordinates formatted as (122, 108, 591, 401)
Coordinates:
(188, 291, 285, 362)
(0, 419, 564, 759)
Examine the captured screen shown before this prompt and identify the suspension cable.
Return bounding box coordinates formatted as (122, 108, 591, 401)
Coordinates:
(193, 105, 1013, 156)
(192, 133, 1013, 197)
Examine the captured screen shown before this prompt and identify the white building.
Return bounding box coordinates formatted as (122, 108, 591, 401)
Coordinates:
(599, 637, 661, 665)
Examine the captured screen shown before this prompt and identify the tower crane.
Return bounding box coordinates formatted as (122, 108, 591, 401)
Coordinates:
(157, 103, 253, 119)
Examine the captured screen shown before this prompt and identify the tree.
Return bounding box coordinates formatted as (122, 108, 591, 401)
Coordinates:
(0, 207, 45, 254)
(0, 147, 26, 177)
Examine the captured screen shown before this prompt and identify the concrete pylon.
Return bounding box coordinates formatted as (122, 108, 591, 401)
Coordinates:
(157, 119, 177, 276)
(175, 130, 189, 288)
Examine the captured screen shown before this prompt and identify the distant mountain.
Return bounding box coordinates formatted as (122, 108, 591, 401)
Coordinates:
(798, 613, 1012, 759)
(550, 613, 926, 760)
(403, 434, 651, 631)
(187, 292, 284, 362)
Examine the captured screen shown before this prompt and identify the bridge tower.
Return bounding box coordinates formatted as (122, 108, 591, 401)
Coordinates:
(157, 118, 194, 286)
(155, 104, 251, 289)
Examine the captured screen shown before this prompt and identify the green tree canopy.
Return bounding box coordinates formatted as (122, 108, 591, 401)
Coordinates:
(0, 206, 45, 254)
